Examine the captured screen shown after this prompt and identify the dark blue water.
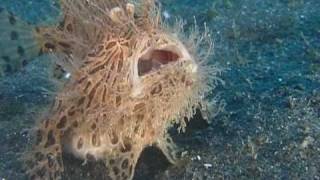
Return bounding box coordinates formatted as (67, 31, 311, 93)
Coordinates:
(0, 0, 319, 179)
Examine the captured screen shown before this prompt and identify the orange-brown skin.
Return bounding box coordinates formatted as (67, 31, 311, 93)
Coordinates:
(24, 0, 218, 179)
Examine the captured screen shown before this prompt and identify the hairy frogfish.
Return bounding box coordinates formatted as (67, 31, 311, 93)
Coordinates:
(0, 0, 221, 179)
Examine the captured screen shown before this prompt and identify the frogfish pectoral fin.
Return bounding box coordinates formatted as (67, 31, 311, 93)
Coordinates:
(155, 133, 179, 165)
(104, 150, 141, 180)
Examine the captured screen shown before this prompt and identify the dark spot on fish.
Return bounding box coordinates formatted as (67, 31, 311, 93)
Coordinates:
(2, 56, 10, 62)
(88, 64, 105, 75)
(10, 31, 19, 40)
(17, 46, 25, 56)
(34, 152, 45, 162)
(120, 138, 132, 153)
(77, 138, 83, 149)
(56, 116, 67, 129)
(77, 76, 87, 84)
(72, 121, 79, 128)
(58, 41, 71, 49)
(35, 130, 43, 145)
(115, 96, 121, 106)
(47, 154, 55, 168)
(68, 109, 76, 116)
(44, 130, 56, 148)
(83, 81, 92, 92)
(105, 41, 117, 49)
(113, 166, 120, 175)
(91, 133, 100, 147)
(121, 172, 126, 178)
(44, 42, 56, 50)
(77, 96, 86, 106)
(36, 167, 46, 177)
(66, 24, 73, 32)
(110, 131, 119, 144)
(9, 14, 16, 25)
(151, 84, 162, 95)
(121, 159, 129, 169)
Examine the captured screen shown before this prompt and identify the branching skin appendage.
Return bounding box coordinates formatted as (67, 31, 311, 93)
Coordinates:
(24, 0, 222, 179)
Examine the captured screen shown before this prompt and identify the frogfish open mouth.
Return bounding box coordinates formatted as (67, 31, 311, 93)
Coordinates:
(0, 0, 222, 179)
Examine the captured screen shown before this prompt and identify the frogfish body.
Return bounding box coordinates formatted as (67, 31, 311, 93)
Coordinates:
(0, 0, 220, 179)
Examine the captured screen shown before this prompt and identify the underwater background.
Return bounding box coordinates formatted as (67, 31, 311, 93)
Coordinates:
(0, 0, 319, 179)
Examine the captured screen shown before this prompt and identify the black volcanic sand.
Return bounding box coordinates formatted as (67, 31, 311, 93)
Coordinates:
(1, 0, 320, 179)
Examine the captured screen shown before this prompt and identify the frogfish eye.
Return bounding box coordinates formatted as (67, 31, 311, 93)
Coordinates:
(138, 49, 180, 76)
